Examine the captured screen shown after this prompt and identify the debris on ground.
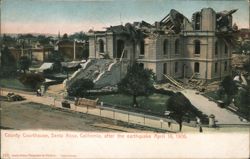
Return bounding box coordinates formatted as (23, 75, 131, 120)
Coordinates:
(231, 54, 250, 70)
(154, 82, 182, 92)
(187, 79, 207, 92)
(156, 74, 222, 93)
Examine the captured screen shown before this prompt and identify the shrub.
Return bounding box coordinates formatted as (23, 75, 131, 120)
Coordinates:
(19, 73, 45, 89)
(67, 79, 94, 97)
(221, 76, 238, 97)
(234, 87, 250, 120)
(216, 86, 225, 100)
(118, 63, 155, 107)
(18, 56, 31, 73)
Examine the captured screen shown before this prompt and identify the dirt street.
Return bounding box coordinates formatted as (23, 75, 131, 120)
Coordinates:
(1, 101, 122, 131)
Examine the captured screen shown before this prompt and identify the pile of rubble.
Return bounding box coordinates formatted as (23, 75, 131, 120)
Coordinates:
(231, 54, 250, 70)
(186, 79, 206, 92)
(155, 78, 220, 93)
(154, 82, 182, 92)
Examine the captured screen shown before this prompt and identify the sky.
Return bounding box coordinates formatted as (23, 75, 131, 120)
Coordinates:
(1, 0, 249, 34)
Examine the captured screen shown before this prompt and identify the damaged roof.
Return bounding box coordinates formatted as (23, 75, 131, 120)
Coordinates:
(95, 8, 238, 36)
(216, 9, 238, 32)
(160, 9, 190, 34)
(107, 23, 144, 41)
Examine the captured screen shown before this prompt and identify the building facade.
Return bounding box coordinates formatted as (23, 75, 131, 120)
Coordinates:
(88, 8, 237, 81)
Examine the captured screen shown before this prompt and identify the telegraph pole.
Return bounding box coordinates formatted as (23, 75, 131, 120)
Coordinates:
(73, 39, 76, 60)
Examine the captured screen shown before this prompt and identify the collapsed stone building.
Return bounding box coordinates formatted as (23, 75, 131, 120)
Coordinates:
(64, 8, 238, 89)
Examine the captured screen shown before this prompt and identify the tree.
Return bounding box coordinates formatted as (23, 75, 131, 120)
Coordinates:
(1, 46, 16, 67)
(38, 35, 51, 45)
(67, 79, 94, 97)
(2, 34, 16, 45)
(234, 87, 250, 120)
(18, 56, 31, 74)
(19, 73, 45, 89)
(81, 43, 89, 59)
(0, 46, 17, 77)
(62, 33, 68, 40)
(221, 76, 238, 104)
(234, 87, 248, 107)
(240, 41, 250, 54)
(48, 51, 64, 72)
(19, 33, 34, 39)
(166, 92, 194, 131)
(217, 85, 225, 100)
(69, 31, 88, 41)
(243, 60, 250, 72)
(118, 63, 155, 107)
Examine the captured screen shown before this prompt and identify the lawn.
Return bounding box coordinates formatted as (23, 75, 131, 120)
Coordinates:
(204, 91, 220, 101)
(97, 93, 208, 123)
(0, 78, 33, 91)
(97, 93, 170, 114)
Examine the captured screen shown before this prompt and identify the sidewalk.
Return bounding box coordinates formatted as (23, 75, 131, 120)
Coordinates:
(2, 88, 249, 133)
(181, 89, 248, 125)
(1, 88, 192, 132)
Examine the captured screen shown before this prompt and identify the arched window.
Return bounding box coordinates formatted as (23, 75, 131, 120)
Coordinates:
(194, 40, 200, 54)
(175, 39, 179, 54)
(99, 39, 104, 53)
(194, 62, 200, 73)
(215, 41, 218, 55)
(140, 40, 145, 55)
(224, 43, 228, 54)
(163, 39, 168, 55)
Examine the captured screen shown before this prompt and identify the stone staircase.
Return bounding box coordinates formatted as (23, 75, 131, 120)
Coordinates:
(94, 60, 129, 89)
(63, 59, 130, 89)
(63, 59, 113, 88)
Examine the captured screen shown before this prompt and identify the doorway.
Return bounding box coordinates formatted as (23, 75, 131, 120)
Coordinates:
(117, 40, 124, 58)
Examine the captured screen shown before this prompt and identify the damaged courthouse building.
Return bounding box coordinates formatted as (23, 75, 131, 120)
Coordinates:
(65, 8, 238, 89)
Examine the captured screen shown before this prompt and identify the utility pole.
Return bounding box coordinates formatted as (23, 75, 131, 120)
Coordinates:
(58, 31, 61, 40)
(21, 40, 24, 56)
(120, 13, 123, 25)
(73, 39, 76, 60)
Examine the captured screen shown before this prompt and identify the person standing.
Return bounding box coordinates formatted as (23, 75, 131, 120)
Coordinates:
(196, 117, 203, 133)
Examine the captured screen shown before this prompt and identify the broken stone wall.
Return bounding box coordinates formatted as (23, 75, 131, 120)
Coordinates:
(106, 33, 114, 58)
(89, 33, 112, 59)
(200, 8, 216, 31)
(89, 35, 97, 59)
